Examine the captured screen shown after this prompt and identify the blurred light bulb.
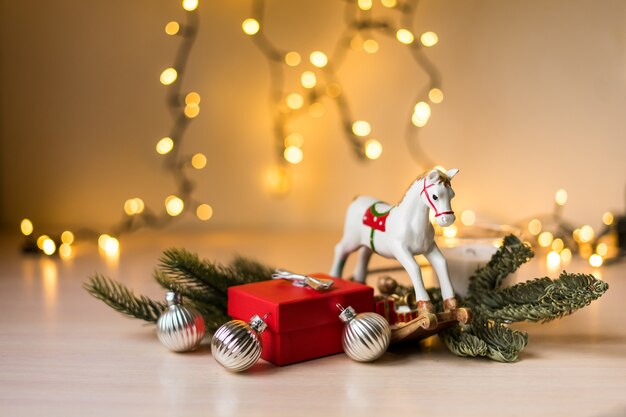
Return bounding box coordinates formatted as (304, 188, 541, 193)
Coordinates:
(300, 71, 317, 89)
(602, 212, 614, 226)
(265, 165, 291, 195)
(284, 146, 304, 164)
(352, 120, 371, 137)
(37, 235, 49, 250)
(242, 18, 260, 35)
(551, 238, 564, 252)
(579, 225, 594, 243)
(185, 92, 201, 105)
(124, 198, 145, 215)
(363, 39, 379, 54)
(589, 254, 603, 268)
(420, 31, 438, 47)
(165, 196, 184, 216)
(442, 224, 458, 238)
(20, 219, 34, 236)
(396, 29, 414, 44)
(358, 0, 372, 10)
(412, 102, 431, 127)
(59, 243, 72, 259)
(285, 51, 301, 67)
(555, 189, 568, 206)
(196, 204, 213, 221)
(429, 88, 444, 103)
(182, 0, 198, 11)
(42, 238, 56, 256)
(538, 231, 553, 247)
(98, 234, 110, 250)
(364, 139, 383, 160)
(286, 93, 304, 110)
(596, 242, 608, 257)
(528, 219, 542, 235)
(461, 210, 476, 226)
(184, 104, 200, 118)
(381, 0, 397, 7)
(560, 248, 572, 264)
(284, 133, 304, 148)
(61, 231, 74, 245)
(310, 51, 328, 68)
(160, 68, 178, 85)
(156, 137, 174, 154)
(191, 153, 207, 169)
(546, 251, 561, 270)
(165, 21, 180, 35)
(104, 237, 119, 257)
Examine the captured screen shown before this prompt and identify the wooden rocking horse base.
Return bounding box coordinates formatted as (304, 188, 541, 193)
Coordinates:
(390, 308, 472, 344)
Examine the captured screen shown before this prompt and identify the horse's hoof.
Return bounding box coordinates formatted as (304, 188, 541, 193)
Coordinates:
(418, 313, 438, 329)
(453, 307, 472, 324)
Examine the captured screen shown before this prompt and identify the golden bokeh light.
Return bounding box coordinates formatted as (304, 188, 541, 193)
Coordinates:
(363, 39, 379, 54)
(579, 225, 595, 243)
(551, 238, 564, 252)
(538, 231, 554, 247)
(396, 29, 414, 44)
(420, 31, 438, 47)
(589, 254, 603, 268)
(61, 231, 74, 245)
(352, 120, 371, 137)
(309, 102, 325, 118)
(300, 71, 317, 89)
(160, 68, 178, 85)
(184, 104, 200, 118)
(42, 238, 56, 256)
(285, 51, 301, 67)
(284, 133, 304, 148)
(555, 189, 568, 206)
(20, 219, 34, 236)
(98, 234, 111, 250)
(165, 21, 180, 35)
(124, 198, 145, 215)
(59, 243, 72, 259)
(182, 0, 198, 11)
(191, 153, 207, 169)
(528, 219, 542, 235)
(596, 242, 608, 257)
(546, 251, 561, 270)
(286, 93, 304, 110)
(358, 0, 373, 10)
(284, 146, 304, 164)
(156, 137, 174, 155)
(560, 248, 572, 264)
(242, 18, 260, 35)
(429, 88, 444, 103)
(412, 101, 431, 127)
(265, 165, 291, 195)
(442, 224, 458, 238)
(461, 210, 476, 226)
(185, 92, 201, 105)
(364, 139, 383, 160)
(104, 237, 120, 257)
(381, 0, 397, 7)
(310, 51, 328, 68)
(37, 235, 49, 250)
(165, 196, 185, 216)
(196, 204, 213, 221)
(602, 211, 614, 226)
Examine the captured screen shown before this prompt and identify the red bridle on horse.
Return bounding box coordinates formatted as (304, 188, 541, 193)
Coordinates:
(420, 178, 454, 218)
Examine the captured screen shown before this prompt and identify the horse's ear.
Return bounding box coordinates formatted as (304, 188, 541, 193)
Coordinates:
(446, 168, 459, 179)
(427, 169, 440, 181)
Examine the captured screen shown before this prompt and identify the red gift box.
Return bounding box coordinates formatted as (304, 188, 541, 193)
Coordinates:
(228, 273, 374, 366)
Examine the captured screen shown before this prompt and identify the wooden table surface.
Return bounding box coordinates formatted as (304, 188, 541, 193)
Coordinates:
(1, 230, 624, 417)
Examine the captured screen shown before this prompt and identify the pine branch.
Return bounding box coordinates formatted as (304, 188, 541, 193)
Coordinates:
(158, 248, 231, 295)
(474, 272, 609, 323)
(83, 274, 166, 323)
(467, 235, 534, 298)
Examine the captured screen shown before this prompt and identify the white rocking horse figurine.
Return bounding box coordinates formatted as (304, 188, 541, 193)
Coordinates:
(330, 168, 468, 328)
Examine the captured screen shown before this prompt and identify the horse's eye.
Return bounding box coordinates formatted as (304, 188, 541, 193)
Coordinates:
(432, 195, 438, 200)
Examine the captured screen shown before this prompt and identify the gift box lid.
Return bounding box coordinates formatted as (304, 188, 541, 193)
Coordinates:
(228, 273, 374, 333)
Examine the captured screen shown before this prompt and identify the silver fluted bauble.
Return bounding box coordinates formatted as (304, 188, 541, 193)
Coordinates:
(156, 292, 206, 352)
(211, 315, 267, 372)
(338, 305, 391, 362)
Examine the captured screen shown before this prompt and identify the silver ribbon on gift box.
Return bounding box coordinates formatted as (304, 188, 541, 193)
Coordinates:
(271, 269, 334, 291)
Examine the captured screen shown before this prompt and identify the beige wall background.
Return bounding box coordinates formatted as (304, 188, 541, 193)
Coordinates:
(1, 0, 625, 234)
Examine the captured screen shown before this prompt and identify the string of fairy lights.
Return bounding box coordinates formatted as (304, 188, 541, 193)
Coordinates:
(242, 0, 443, 195)
(18, 0, 622, 272)
(20, 0, 212, 258)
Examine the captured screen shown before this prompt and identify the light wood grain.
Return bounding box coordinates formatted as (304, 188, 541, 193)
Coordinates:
(0, 231, 624, 417)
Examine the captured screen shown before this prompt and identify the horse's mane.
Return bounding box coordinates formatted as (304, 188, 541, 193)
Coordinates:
(397, 169, 451, 205)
